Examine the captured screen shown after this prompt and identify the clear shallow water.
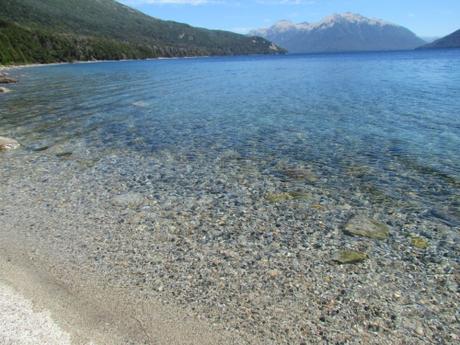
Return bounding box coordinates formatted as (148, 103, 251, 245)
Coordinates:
(1, 50, 459, 225)
(1, 50, 460, 344)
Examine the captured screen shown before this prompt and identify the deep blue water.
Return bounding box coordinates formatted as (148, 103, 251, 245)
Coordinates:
(1, 50, 459, 224)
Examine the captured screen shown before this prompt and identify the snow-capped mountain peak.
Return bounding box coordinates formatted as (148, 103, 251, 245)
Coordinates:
(256, 13, 395, 34)
(316, 12, 391, 29)
(249, 13, 425, 54)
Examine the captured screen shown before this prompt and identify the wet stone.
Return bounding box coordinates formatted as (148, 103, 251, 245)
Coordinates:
(344, 215, 390, 240)
(0, 75, 17, 84)
(0, 136, 20, 151)
(0, 87, 11, 93)
(410, 235, 430, 249)
(289, 191, 314, 201)
(266, 192, 293, 203)
(55, 151, 73, 158)
(32, 145, 51, 152)
(334, 250, 368, 264)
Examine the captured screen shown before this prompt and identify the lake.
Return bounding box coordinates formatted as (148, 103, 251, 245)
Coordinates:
(1, 50, 459, 344)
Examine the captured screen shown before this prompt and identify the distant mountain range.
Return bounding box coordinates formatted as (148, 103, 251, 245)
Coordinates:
(250, 13, 426, 54)
(419, 29, 460, 49)
(0, 0, 283, 65)
(420, 37, 440, 44)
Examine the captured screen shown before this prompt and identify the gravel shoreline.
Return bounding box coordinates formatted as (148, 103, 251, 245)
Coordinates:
(0, 239, 243, 345)
(1, 146, 458, 344)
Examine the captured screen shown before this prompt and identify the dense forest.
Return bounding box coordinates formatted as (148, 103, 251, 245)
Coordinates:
(0, 0, 283, 65)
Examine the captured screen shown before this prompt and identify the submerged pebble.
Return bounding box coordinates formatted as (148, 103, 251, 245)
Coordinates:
(410, 235, 430, 249)
(344, 215, 390, 240)
(55, 151, 73, 158)
(334, 250, 368, 264)
(32, 145, 50, 152)
(265, 192, 293, 203)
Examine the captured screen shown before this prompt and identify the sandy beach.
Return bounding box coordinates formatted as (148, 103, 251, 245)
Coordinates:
(0, 282, 72, 345)
(0, 243, 243, 345)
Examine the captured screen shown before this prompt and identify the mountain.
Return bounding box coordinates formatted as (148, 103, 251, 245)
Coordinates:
(419, 29, 460, 49)
(250, 13, 426, 54)
(420, 36, 440, 44)
(0, 0, 283, 65)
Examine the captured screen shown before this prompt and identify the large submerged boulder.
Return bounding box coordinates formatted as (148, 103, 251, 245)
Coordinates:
(0, 137, 20, 151)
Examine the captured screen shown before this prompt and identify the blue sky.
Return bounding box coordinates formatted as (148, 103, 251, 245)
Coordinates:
(118, 0, 459, 38)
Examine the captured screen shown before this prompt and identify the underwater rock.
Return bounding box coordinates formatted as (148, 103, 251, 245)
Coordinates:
(281, 167, 318, 183)
(289, 191, 314, 200)
(0, 137, 20, 151)
(344, 215, 390, 240)
(0, 87, 11, 93)
(334, 250, 368, 264)
(31, 145, 50, 152)
(0, 75, 17, 84)
(361, 183, 395, 205)
(410, 235, 430, 249)
(55, 151, 73, 158)
(112, 192, 145, 207)
(266, 192, 293, 203)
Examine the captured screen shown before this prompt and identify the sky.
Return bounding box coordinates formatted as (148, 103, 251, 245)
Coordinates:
(118, 0, 459, 38)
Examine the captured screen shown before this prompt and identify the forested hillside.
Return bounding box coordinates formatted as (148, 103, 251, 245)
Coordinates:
(0, 0, 282, 65)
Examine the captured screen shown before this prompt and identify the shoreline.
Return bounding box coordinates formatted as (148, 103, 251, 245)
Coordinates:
(0, 280, 73, 345)
(0, 62, 67, 72)
(0, 59, 172, 72)
(0, 241, 241, 345)
(1, 51, 289, 72)
(0, 55, 216, 72)
(2, 49, 458, 72)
